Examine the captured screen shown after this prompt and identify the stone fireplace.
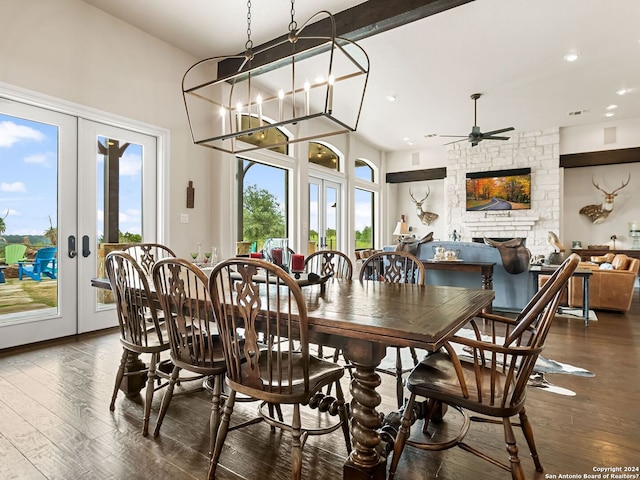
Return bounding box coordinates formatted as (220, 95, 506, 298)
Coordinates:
(445, 128, 560, 257)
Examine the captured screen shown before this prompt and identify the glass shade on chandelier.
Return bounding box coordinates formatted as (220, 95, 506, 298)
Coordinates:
(182, 10, 369, 155)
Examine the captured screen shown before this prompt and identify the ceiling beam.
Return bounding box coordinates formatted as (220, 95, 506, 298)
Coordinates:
(560, 147, 640, 168)
(386, 167, 447, 183)
(217, 0, 475, 78)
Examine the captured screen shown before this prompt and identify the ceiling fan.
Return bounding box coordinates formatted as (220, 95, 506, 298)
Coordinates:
(440, 93, 514, 147)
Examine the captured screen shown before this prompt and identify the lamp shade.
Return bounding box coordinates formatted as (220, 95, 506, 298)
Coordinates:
(393, 215, 409, 236)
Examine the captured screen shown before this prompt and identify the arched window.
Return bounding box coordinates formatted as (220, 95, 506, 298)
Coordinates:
(237, 115, 289, 155)
(308, 141, 340, 171)
(355, 158, 375, 182)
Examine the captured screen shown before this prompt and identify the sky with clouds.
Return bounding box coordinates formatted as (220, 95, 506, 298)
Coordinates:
(0, 113, 142, 239)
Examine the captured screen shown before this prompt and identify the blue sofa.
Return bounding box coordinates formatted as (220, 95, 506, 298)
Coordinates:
(413, 241, 535, 312)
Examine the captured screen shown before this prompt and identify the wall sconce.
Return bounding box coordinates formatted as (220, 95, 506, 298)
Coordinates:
(186, 180, 195, 208)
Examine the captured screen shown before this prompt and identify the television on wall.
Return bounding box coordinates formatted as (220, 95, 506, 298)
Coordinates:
(466, 168, 531, 211)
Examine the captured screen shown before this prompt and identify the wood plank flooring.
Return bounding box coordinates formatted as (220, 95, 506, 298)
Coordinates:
(1, 291, 639, 480)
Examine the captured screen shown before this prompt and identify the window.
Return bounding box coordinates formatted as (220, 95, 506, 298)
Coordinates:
(237, 158, 288, 251)
(355, 158, 374, 181)
(354, 158, 378, 250)
(96, 137, 142, 244)
(309, 141, 340, 171)
(355, 188, 374, 250)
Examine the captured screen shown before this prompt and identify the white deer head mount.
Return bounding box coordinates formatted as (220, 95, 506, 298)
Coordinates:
(410, 188, 439, 225)
(579, 174, 630, 224)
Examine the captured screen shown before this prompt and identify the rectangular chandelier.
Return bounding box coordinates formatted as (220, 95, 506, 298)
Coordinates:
(182, 11, 370, 155)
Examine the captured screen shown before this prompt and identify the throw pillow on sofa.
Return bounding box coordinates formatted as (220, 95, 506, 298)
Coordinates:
(611, 254, 629, 270)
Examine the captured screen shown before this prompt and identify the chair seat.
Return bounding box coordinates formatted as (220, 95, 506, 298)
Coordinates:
(407, 351, 520, 417)
(230, 352, 344, 403)
(120, 323, 170, 354)
(171, 333, 227, 376)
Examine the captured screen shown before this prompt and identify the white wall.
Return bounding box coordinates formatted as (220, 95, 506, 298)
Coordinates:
(385, 148, 448, 242)
(0, 0, 213, 258)
(561, 119, 640, 250)
(560, 117, 640, 154)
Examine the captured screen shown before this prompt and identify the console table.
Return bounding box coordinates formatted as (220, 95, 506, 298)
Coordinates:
(421, 260, 495, 290)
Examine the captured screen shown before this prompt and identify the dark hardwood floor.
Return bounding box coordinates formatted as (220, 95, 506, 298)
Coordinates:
(1, 290, 639, 479)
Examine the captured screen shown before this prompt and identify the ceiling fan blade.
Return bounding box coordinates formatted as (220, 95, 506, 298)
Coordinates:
(438, 135, 468, 138)
(482, 135, 510, 141)
(481, 127, 514, 137)
(443, 138, 468, 146)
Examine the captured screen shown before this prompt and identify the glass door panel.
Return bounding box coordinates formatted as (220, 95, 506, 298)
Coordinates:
(308, 182, 319, 254)
(78, 120, 157, 333)
(308, 177, 341, 253)
(0, 100, 77, 348)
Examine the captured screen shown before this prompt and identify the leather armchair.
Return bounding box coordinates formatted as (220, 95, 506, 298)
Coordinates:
(568, 254, 639, 312)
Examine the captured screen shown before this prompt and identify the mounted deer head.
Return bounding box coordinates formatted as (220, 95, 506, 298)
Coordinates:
(410, 188, 439, 225)
(579, 174, 630, 224)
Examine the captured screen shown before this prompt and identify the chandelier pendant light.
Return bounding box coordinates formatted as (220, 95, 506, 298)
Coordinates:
(182, 0, 370, 154)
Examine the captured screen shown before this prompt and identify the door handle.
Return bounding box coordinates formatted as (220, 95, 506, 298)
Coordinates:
(82, 235, 91, 258)
(68, 235, 77, 258)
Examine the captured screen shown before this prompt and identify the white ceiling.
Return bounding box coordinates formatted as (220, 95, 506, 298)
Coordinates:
(82, 0, 640, 153)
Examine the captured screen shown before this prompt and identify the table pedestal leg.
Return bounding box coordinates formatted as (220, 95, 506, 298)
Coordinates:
(121, 351, 147, 397)
(342, 341, 388, 480)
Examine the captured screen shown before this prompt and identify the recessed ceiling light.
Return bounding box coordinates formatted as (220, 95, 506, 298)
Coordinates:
(386, 95, 397, 102)
(563, 52, 580, 62)
(402, 137, 409, 142)
(606, 104, 618, 110)
(605, 112, 615, 117)
(616, 88, 628, 95)
(407, 141, 414, 146)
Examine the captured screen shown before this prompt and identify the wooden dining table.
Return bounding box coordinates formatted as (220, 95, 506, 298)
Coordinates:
(92, 275, 494, 480)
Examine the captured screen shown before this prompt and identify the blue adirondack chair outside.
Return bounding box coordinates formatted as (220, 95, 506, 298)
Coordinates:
(18, 247, 57, 281)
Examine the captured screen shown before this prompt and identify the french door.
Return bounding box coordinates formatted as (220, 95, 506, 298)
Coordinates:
(0, 100, 78, 348)
(77, 120, 158, 333)
(0, 98, 159, 348)
(308, 177, 341, 254)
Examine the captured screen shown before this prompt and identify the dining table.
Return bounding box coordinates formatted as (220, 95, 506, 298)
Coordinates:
(92, 275, 494, 479)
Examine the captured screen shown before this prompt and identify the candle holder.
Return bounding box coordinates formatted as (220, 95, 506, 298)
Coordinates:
(290, 253, 306, 279)
(263, 238, 290, 272)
